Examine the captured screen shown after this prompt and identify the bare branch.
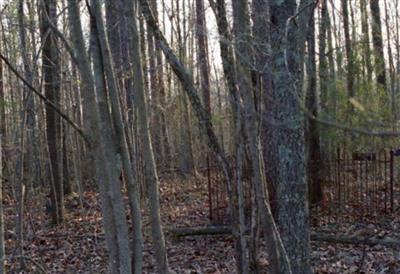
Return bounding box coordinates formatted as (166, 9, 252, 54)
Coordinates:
(0, 54, 88, 143)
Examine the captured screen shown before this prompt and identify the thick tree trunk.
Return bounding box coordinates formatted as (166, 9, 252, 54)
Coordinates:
(270, 0, 312, 273)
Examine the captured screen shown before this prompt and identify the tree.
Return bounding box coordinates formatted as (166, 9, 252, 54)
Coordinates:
(92, 0, 144, 271)
(232, 0, 293, 272)
(269, 0, 313, 273)
(306, 10, 323, 205)
(123, 0, 170, 272)
(0, 22, 5, 274)
(195, 0, 211, 115)
(370, 0, 387, 91)
(68, 1, 133, 272)
(341, 0, 356, 102)
(360, 0, 373, 84)
(41, 0, 64, 224)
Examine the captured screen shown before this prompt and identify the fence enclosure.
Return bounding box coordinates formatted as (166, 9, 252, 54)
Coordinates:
(206, 148, 399, 225)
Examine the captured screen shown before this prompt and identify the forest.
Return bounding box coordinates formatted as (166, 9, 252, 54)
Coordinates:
(0, 0, 399, 273)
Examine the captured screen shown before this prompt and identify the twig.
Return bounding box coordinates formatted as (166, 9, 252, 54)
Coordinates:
(0, 54, 89, 144)
(12, 255, 48, 274)
(357, 238, 368, 273)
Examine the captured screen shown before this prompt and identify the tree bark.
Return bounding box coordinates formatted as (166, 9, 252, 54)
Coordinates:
(370, 0, 387, 91)
(90, 1, 143, 271)
(123, 0, 171, 272)
(0, 25, 5, 274)
(270, 0, 313, 273)
(68, 1, 132, 272)
(341, 0, 355, 101)
(41, 0, 64, 224)
(306, 13, 323, 205)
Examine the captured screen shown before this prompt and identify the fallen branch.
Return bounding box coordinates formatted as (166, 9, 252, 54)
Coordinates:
(168, 226, 400, 247)
(12, 256, 48, 274)
(168, 226, 232, 237)
(310, 232, 400, 247)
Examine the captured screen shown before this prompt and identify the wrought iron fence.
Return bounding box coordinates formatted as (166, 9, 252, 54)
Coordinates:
(205, 148, 400, 225)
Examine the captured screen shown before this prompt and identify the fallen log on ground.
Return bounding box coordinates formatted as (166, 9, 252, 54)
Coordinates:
(168, 226, 232, 237)
(310, 233, 400, 247)
(168, 226, 400, 247)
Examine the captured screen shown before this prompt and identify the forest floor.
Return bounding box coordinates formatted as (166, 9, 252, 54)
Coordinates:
(4, 175, 400, 274)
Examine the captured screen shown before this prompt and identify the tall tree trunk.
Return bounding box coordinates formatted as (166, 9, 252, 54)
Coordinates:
(370, 0, 387, 91)
(90, 1, 143, 271)
(147, 4, 164, 168)
(208, 0, 239, 158)
(319, 0, 329, 109)
(150, 0, 173, 170)
(18, 0, 38, 193)
(139, 2, 238, 273)
(233, 0, 292, 273)
(306, 14, 323, 205)
(252, 0, 279, 215)
(176, 0, 195, 176)
(395, 0, 400, 111)
(383, 0, 396, 123)
(0, 25, 5, 274)
(270, 0, 313, 273)
(195, 0, 212, 166)
(195, 0, 211, 114)
(341, 0, 355, 103)
(123, 0, 171, 272)
(41, 0, 64, 224)
(360, 0, 373, 85)
(326, 1, 337, 118)
(68, 1, 132, 272)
